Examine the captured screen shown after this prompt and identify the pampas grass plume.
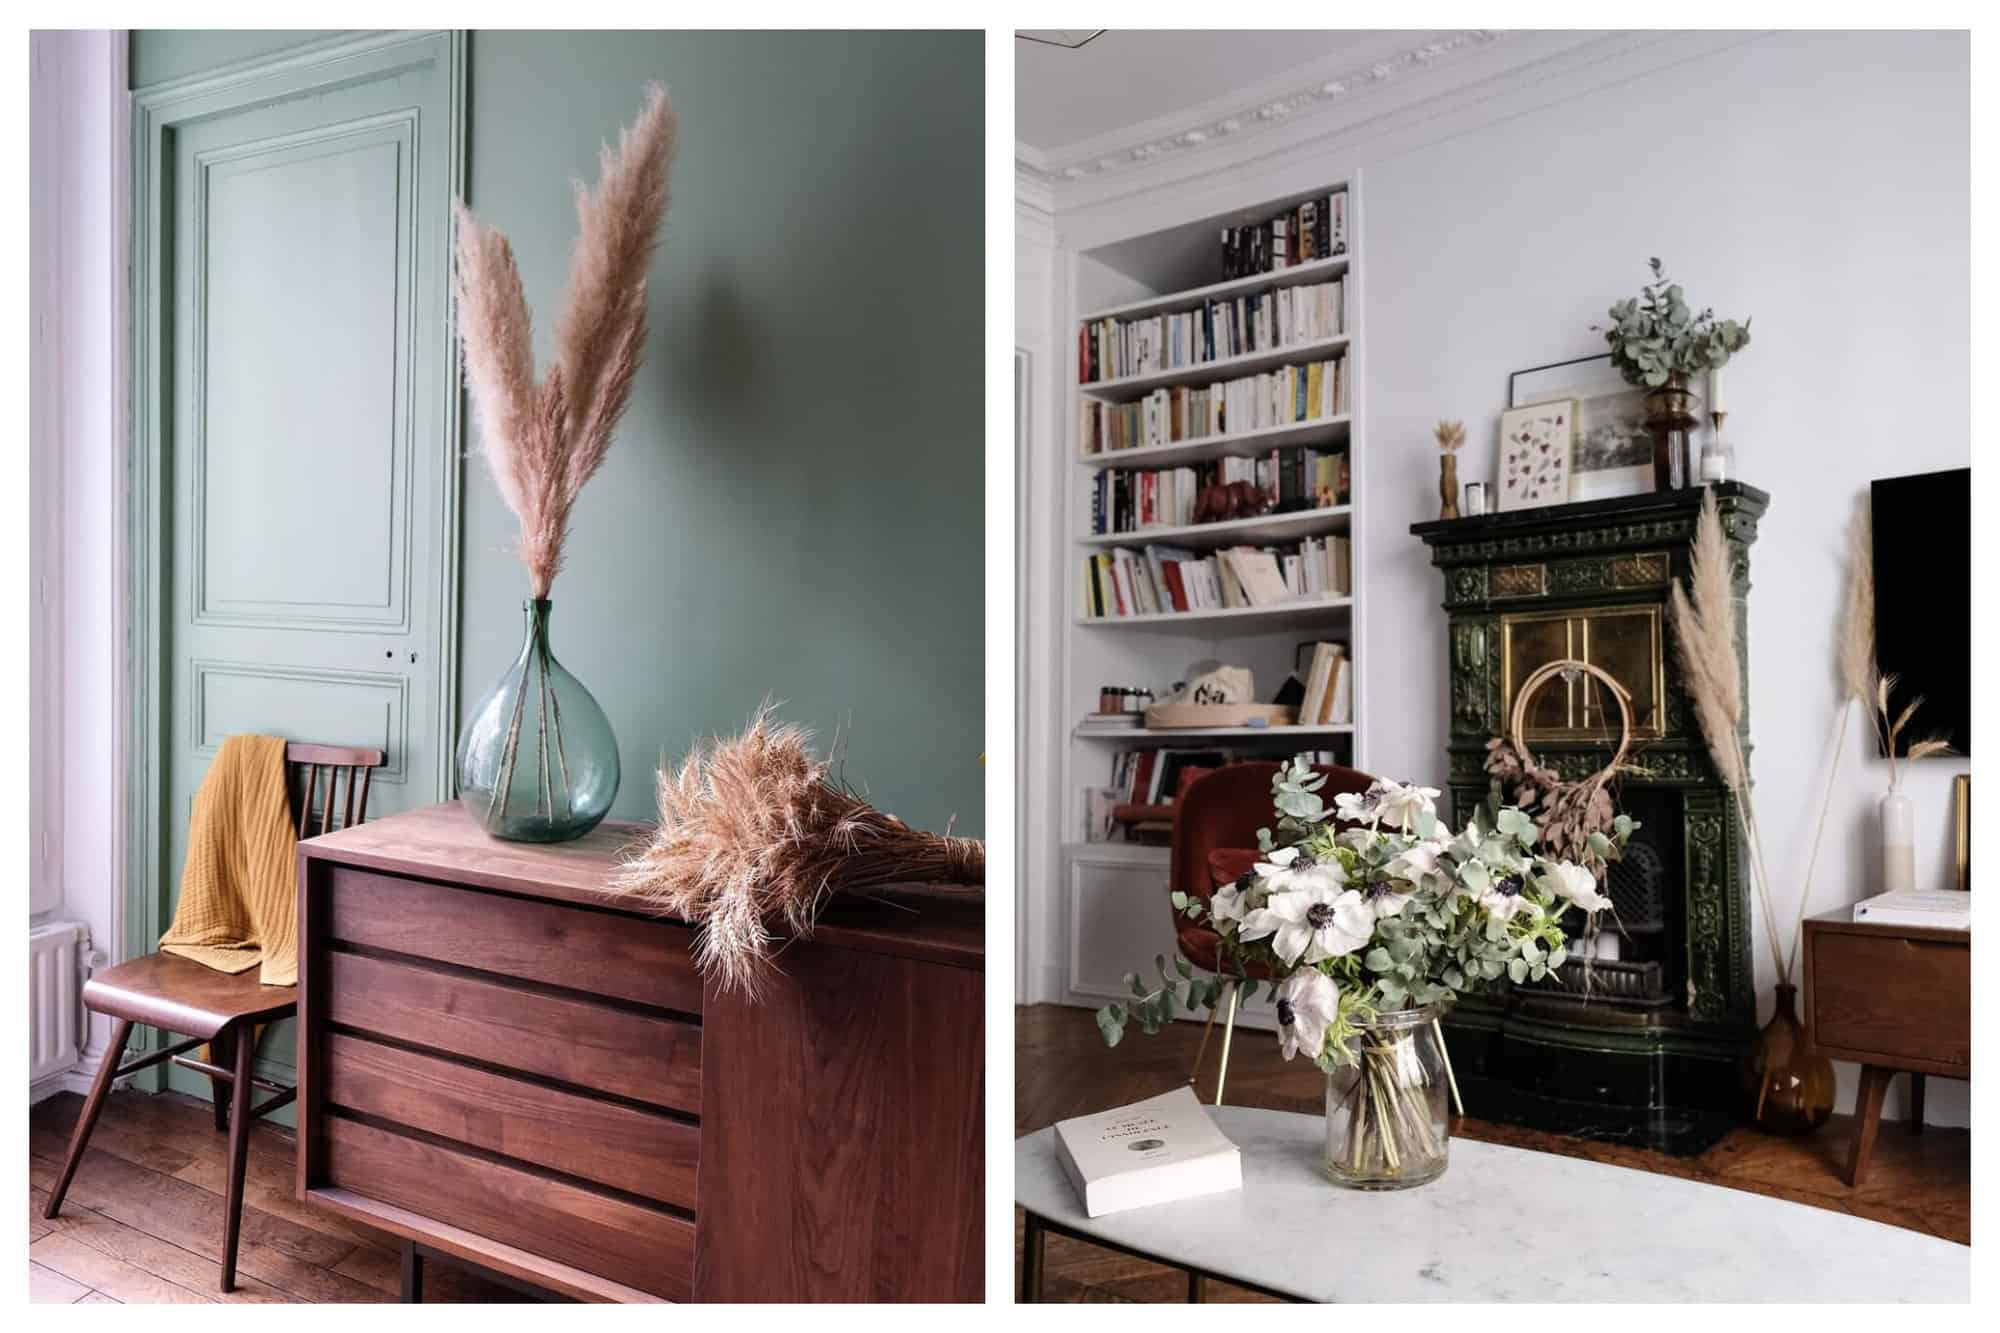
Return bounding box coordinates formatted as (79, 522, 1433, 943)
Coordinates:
(454, 84, 678, 597)
(613, 703, 984, 996)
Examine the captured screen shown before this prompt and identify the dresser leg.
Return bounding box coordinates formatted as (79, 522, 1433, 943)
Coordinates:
(1187, 1270, 1207, 1302)
(1847, 1064, 1893, 1187)
(1908, 1073, 1926, 1133)
(401, 1241, 424, 1303)
(1019, 1213, 1045, 1303)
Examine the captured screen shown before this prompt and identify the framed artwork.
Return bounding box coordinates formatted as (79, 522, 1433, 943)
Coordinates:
(1509, 354, 1694, 502)
(1496, 400, 1576, 511)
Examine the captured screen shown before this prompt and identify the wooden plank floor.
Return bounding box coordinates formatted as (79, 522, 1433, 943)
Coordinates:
(29, 1089, 527, 1303)
(1015, 1003, 1970, 1303)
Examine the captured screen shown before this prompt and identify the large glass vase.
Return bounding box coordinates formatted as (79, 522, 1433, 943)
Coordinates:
(457, 599, 619, 842)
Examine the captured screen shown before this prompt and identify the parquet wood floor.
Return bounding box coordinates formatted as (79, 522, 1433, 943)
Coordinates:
(28, 1090, 524, 1303)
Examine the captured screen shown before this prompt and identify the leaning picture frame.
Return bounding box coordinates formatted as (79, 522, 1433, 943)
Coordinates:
(1509, 354, 1694, 502)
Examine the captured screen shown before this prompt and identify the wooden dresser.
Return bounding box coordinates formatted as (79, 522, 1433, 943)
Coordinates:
(293, 802, 983, 1302)
(1801, 906, 1969, 1186)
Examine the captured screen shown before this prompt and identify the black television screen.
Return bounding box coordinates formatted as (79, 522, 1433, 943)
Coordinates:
(1871, 467, 1969, 755)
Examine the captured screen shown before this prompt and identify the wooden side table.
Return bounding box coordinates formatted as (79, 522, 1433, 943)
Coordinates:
(1801, 907, 1970, 1186)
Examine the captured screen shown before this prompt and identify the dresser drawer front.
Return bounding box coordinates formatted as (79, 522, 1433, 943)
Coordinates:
(327, 867, 701, 1015)
(1811, 932, 1970, 1067)
(324, 1114, 693, 1300)
(328, 951, 702, 1113)
(323, 1032, 699, 1210)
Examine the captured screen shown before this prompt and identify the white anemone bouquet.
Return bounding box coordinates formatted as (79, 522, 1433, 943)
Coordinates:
(1098, 758, 1636, 1069)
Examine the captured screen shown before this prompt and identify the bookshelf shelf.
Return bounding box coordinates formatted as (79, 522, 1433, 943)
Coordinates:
(1077, 253, 1353, 324)
(1076, 594, 1351, 633)
(1079, 415, 1350, 470)
(1077, 333, 1351, 401)
(1079, 506, 1351, 550)
(1074, 723, 1355, 743)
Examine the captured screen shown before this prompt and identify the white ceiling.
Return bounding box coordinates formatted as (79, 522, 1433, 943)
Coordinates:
(1015, 30, 1432, 155)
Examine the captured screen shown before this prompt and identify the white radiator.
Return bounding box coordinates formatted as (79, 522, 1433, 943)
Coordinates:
(29, 921, 88, 1086)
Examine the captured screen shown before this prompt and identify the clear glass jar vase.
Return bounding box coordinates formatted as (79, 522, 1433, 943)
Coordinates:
(1323, 1004, 1451, 1189)
(457, 599, 620, 842)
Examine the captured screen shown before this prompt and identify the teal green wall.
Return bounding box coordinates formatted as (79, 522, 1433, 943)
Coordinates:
(132, 30, 986, 838)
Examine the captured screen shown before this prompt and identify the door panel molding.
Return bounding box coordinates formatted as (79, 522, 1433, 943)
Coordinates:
(190, 115, 419, 632)
(191, 660, 410, 782)
(128, 31, 465, 1007)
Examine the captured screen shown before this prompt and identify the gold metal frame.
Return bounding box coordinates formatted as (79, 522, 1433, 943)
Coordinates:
(1500, 603, 1666, 741)
(1955, 773, 1970, 892)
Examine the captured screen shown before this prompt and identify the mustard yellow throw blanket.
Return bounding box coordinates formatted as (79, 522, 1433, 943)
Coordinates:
(159, 734, 299, 987)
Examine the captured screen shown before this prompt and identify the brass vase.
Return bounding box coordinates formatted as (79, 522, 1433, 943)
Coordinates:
(1438, 454, 1460, 519)
(1643, 372, 1700, 491)
(1742, 982, 1835, 1135)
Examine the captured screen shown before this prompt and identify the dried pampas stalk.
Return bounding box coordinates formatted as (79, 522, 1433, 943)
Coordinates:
(1433, 420, 1466, 453)
(1669, 489, 1788, 981)
(454, 84, 678, 598)
(612, 704, 985, 996)
(1782, 512, 1872, 979)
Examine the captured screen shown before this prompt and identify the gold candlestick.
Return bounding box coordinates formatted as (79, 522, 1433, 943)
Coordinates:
(1710, 409, 1728, 435)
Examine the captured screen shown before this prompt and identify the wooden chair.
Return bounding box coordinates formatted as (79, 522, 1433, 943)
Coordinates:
(42, 742, 386, 1292)
(1168, 761, 1376, 1104)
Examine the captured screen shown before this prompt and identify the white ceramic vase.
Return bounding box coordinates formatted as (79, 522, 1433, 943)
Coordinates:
(1879, 786, 1915, 893)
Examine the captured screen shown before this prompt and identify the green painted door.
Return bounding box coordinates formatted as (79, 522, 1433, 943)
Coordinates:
(133, 33, 464, 1100)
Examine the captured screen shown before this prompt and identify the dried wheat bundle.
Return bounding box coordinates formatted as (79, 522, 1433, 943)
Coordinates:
(454, 84, 678, 597)
(1434, 420, 1467, 453)
(611, 705, 984, 996)
(1669, 489, 1789, 980)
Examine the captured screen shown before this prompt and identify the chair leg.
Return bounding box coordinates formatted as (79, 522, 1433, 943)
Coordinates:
(219, 1026, 257, 1292)
(1213, 983, 1241, 1107)
(209, 1029, 236, 1133)
(43, 1018, 134, 1219)
(1188, 990, 1222, 1089)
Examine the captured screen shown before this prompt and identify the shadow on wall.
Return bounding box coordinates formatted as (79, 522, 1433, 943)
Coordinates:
(686, 273, 759, 424)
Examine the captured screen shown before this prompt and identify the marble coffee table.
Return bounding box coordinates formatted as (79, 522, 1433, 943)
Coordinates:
(1015, 1105, 1968, 1302)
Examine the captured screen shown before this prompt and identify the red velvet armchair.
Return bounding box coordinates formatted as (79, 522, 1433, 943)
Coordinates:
(1167, 761, 1377, 1100)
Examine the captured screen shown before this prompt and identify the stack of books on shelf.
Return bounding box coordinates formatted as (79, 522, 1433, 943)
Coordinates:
(1083, 536, 1351, 619)
(1078, 279, 1346, 383)
(1297, 641, 1353, 727)
(1089, 446, 1348, 536)
(1221, 192, 1348, 278)
(1080, 357, 1348, 454)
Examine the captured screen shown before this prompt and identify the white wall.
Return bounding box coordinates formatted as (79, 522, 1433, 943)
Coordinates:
(29, 29, 128, 1095)
(1024, 30, 1970, 1125)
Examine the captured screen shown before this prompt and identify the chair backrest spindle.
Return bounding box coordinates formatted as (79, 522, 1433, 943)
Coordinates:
(283, 742, 388, 837)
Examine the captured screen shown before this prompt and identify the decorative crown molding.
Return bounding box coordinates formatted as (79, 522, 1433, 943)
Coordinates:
(1016, 30, 1507, 186)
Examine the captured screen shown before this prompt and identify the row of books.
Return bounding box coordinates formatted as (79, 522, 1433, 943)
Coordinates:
(1079, 358, 1349, 454)
(1089, 446, 1349, 535)
(1078, 280, 1347, 383)
(1083, 535, 1352, 619)
(1221, 192, 1349, 279)
(1297, 641, 1354, 726)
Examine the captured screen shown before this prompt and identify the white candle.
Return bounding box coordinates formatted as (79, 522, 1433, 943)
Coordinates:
(1708, 366, 1726, 414)
(1593, 932, 1622, 962)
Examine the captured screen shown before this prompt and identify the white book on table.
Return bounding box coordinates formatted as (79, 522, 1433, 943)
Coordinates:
(1053, 1086, 1242, 1218)
(1851, 890, 1969, 929)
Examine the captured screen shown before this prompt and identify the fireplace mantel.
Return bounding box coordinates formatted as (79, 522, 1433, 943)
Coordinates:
(1412, 482, 1769, 1153)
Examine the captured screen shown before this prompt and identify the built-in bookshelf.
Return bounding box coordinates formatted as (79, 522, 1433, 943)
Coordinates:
(1060, 179, 1367, 871)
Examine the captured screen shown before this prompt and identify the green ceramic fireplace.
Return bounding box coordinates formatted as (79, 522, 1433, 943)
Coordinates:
(1411, 482, 1769, 1153)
